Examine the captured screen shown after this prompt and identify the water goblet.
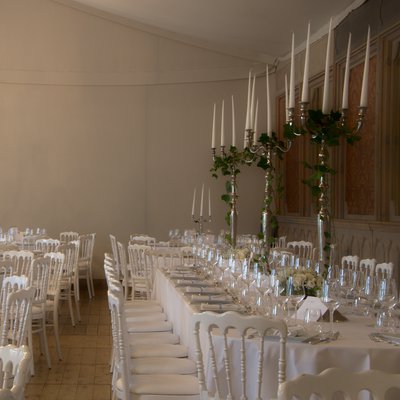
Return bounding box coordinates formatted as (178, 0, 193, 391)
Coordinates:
(320, 280, 340, 337)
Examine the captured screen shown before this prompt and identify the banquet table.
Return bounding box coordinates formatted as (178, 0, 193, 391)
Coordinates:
(153, 267, 400, 399)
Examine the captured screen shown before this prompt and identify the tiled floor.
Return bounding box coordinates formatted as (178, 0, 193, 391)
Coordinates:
(25, 281, 112, 400)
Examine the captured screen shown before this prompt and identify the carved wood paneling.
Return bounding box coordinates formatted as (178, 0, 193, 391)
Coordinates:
(345, 56, 377, 216)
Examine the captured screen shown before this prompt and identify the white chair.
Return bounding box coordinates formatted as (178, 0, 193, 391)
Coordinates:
(107, 290, 199, 400)
(2, 251, 33, 277)
(375, 262, 394, 279)
(59, 231, 79, 244)
(192, 311, 287, 400)
(127, 244, 153, 300)
(359, 258, 376, 275)
(341, 255, 359, 270)
(35, 239, 60, 254)
(0, 287, 35, 348)
(44, 252, 65, 360)
(277, 367, 400, 400)
(287, 241, 313, 260)
(0, 262, 16, 290)
(129, 235, 156, 247)
(0, 276, 29, 318)
(27, 257, 51, 371)
(58, 242, 80, 325)
(0, 345, 32, 400)
(77, 233, 96, 299)
(117, 241, 132, 300)
(109, 234, 122, 281)
(153, 247, 183, 271)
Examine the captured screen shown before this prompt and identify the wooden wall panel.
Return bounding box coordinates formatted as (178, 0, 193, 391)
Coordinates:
(345, 56, 377, 216)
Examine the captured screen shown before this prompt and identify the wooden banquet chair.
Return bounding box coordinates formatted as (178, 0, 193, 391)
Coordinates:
(192, 311, 287, 400)
(277, 367, 400, 400)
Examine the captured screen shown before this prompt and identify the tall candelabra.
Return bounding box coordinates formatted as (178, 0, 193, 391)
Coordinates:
(191, 214, 211, 235)
(287, 103, 367, 267)
(245, 129, 292, 251)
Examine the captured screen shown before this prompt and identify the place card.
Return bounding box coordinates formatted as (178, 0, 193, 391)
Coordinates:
(296, 296, 328, 321)
(185, 286, 224, 294)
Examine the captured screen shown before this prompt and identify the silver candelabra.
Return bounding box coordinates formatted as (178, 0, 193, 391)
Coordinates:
(287, 102, 367, 267)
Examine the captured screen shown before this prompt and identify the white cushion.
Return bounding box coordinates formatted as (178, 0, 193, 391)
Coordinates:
(117, 374, 199, 395)
(131, 344, 188, 358)
(127, 320, 172, 333)
(131, 357, 196, 375)
(128, 332, 180, 345)
(126, 312, 167, 323)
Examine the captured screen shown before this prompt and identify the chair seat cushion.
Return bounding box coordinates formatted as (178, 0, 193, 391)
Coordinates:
(117, 374, 199, 395)
(126, 312, 167, 323)
(128, 332, 180, 345)
(127, 320, 172, 333)
(131, 357, 196, 375)
(131, 344, 188, 358)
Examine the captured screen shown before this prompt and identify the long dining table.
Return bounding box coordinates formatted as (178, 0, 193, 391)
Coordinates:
(152, 266, 400, 399)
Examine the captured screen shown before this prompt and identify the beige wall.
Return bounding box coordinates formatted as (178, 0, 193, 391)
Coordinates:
(0, 0, 270, 276)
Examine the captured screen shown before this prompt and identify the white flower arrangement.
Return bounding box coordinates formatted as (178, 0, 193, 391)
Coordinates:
(276, 267, 323, 296)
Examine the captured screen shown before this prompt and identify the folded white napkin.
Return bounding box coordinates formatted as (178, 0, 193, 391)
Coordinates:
(200, 303, 243, 312)
(176, 279, 213, 287)
(185, 286, 224, 294)
(190, 294, 232, 304)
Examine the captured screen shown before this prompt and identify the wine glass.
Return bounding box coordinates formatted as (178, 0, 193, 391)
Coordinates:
(320, 280, 340, 337)
(286, 276, 305, 323)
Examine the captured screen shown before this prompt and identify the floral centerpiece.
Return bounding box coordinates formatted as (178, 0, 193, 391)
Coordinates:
(276, 267, 323, 297)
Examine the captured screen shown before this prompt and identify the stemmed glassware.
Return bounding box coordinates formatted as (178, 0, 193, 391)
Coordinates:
(320, 280, 340, 338)
(286, 276, 305, 323)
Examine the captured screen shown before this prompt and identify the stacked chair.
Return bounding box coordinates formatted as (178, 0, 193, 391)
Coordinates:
(104, 253, 199, 399)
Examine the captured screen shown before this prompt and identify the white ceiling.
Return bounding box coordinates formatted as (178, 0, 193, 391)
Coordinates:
(68, 0, 366, 63)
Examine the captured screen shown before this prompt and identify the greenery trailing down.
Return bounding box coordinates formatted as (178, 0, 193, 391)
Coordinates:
(210, 146, 251, 245)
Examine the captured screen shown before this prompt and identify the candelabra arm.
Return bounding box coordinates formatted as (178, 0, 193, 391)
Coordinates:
(229, 165, 238, 248)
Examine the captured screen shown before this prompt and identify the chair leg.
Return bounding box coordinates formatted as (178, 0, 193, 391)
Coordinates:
(74, 279, 81, 322)
(28, 324, 35, 376)
(40, 318, 52, 369)
(67, 289, 76, 326)
(52, 307, 62, 360)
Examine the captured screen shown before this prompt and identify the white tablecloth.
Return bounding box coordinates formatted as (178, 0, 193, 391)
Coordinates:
(153, 269, 400, 399)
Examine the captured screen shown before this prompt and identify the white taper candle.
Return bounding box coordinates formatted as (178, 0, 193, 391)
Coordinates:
(285, 74, 289, 122)
(301, 22, 311, 103)
(245, 70, 252, 130)
(211, 103, 216, 148)
(231, 95, 236, 147)
(200, 184, 204, 217)
(266, 65, 271, 136)
(250, 75, 256, 130)
(289, 32, 295, 109)
(220, 100, 225, 147)
(342, 33, 352, 110)
(360, 26, 370, 108)
(254, 99, 259, 143)
(322, 18, 332, 114)
(191, 187, 196, 216)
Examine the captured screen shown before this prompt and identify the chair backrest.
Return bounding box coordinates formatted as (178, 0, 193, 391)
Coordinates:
(59, 231, 79, 244)
(129, 235, 156, 247)
(2, 251, 33, 277)
(287, 241, 313, 260)
(0, 276, 28, 318)
(28, 257, 50, 306)
(341, 255, 359, 270)
(107, 289, 131, 399)
(192, 311, 287, 400)
(0, 262, 16, 291)
(127, 244, 152, 299)
(35, 239, 60, 254)
(152, 247, 183, 270)
(0, 344, 32, 399)
(78, 233, 96, 264)
(44, 252, 65, 300)
(116, 241, 131, 299)
(277, 367, 400, 400)
(58, 242, 79, 279)
(109, 234, 121, 278)
(375, 262, 394, 279)
(180, 246, 195, 266)
(0, 287, 35, 347)
(359, 258, 376, 275)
